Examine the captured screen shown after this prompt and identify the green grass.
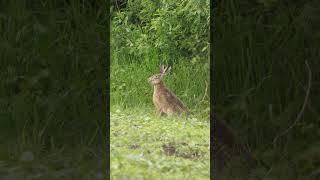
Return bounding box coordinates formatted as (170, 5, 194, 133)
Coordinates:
(111, 59, 210, 113)
(0, 1, 107, 179)
(110, 107, 210, 179)
(0, 143, 107, 180)
(110, 1, 210, 178)
(214, 0, 320, 178)
(110, 50, 210, 179)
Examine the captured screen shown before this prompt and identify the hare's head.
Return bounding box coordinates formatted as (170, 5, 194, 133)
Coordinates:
(148, 64, 171, 85)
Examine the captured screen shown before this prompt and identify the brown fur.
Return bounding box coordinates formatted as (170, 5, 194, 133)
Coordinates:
(148, 65, 187, 116)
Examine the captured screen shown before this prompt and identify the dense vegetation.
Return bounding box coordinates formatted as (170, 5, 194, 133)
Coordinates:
(0, 1, 107, 179)
(0, 0, 319, 179)
(111, 0, 210, 109)
(215, 0, 320, 179)
(111, 0, 210, 179)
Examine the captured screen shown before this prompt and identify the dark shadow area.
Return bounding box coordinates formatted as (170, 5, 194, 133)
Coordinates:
(213, 0, 320, 179)
(0, 1, 108, 179)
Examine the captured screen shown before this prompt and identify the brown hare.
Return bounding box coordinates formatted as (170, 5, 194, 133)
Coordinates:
(148, 64, 188, 117)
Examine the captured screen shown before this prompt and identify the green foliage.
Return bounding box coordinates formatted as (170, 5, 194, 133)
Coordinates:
(0, 0, 106, 145)
(111, 0, 210, 110)
(0, 1, 107, 178)
(215, 0, 320, 178)
(111, 60, 209, 116)
(111, 0, 210, 119)
(111, 0, 209, 64)
(111, 0, 210, 178)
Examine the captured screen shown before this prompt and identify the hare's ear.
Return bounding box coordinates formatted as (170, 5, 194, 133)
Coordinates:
(166, 66, 171, 74)
(160, 64, 165, 74)
(163, 65, 171, 75)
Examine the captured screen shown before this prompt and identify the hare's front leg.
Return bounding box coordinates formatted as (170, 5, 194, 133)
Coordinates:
(155, 106, 163, 117)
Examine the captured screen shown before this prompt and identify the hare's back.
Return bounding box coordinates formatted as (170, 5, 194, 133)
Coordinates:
(163, 89, 186, 111)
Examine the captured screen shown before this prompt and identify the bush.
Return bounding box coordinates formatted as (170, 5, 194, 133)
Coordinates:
(111, 0, 209, 64)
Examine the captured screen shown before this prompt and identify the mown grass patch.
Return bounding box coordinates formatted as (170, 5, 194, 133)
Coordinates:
(110, 107, 210, 179)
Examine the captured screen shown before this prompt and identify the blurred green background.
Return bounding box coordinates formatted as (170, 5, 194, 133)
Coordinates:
(0, 1, 107, 179)
(214, 0, 320, 179)
(0, 0, 319, 179)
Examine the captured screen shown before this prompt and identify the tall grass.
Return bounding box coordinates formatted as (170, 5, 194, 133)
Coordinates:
(111, 0, 210, 119)
(215, 0, 320, 178)
(111, 58, 210, 115)
(0, 1, 107, 178)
